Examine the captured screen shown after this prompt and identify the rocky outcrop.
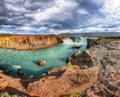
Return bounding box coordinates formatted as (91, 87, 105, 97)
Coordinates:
(81, 38, 120, 97)
(66, 50, 93, 69)
(26, 48, 102, 97)
(0, 34, 66, 50)
(0, 70, 26, 91)
(0, 71, 8, 90)
(87, 38, 100, 49)
(0, 77, 8, 90)
(87, 37, 120, 49)
(27, 64, 101, 97)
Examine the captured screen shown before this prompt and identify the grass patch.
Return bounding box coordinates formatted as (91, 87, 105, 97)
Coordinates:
(0, 92, 25, 97)
(66, 62, 73, 67)
(62, 93, 79, 97)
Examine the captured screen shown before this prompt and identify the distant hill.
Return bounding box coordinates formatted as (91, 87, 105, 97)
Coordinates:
(58, 32, 120, 37)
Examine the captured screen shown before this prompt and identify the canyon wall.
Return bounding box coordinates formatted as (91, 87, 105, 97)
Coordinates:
(82, 38, 120, 97)
(0, 34, 66, 50)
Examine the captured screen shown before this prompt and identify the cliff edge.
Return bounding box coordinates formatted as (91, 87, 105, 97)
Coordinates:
(0, 34, 66, 50)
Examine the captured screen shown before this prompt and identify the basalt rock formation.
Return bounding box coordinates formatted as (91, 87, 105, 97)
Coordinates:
(0, 34, 66, 50)
(87, 38, 99, 49)
(81, 38, 120, 97)
(66, 50, 93, 69)
(87, 37, 120, 49)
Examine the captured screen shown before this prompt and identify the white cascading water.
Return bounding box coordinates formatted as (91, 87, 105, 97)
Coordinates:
(63, 38, 74, 44)
(63, 37, 87, 46)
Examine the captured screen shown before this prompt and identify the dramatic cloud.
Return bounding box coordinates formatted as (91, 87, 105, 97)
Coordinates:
(0, 0, 120, 34)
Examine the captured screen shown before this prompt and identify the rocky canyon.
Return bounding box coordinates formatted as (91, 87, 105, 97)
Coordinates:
(0, 36, 120, 97)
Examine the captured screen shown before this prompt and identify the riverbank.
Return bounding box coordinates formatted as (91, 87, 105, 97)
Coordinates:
(0, 34, 66, 50)
(0, 37, 120, 97)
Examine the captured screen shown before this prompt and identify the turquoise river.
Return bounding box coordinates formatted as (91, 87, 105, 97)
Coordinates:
(0, 37, 87, 78)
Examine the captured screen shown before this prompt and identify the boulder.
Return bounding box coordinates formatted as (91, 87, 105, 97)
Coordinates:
(17, 70, 25, 76)
(72, 45, 80, 49)
(87, 38, 99, 49)
(38, 59, 46, 66)
(0, 70, 3, 73)
(0, 77, 8, 89)
(66, 50, 93, 69)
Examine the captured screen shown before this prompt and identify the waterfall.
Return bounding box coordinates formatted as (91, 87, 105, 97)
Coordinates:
(63, 38, 74, 44)
(63, 37, 87, 46)
(75, 37, 81, 42)
(77, 37, 87, 45)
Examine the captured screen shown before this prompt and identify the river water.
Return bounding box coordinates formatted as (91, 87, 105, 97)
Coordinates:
(0, 37, 87, 78)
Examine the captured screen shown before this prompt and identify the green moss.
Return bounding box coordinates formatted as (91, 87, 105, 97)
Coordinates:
(99, 36, 120, 39)
(66, 62, 73, 67)
(84, 57, 90, 62)
(0, 92, 25, 97)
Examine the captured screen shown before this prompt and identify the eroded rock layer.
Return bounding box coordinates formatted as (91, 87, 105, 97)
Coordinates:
(27, 64, 101, 97)
(0, 34, 66, 49)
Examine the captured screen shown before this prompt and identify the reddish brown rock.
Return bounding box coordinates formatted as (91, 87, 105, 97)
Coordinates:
(0, 77, 8, 89)
(66, 50, 93, 69)
(38, 59, 46, 66)
(0, 73, 28, 96)
(27, 58, 102, 97)
(0, 70, 3, 73)
(17, 70, 25, 76)
(0, 34, 67, 50)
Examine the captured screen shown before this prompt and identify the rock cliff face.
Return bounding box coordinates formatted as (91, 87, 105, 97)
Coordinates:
(0, 34, 66, 50)
(87, 37, 120, 49)
(81, 38, 120, 97)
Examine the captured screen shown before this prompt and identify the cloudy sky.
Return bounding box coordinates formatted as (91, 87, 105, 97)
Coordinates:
(0, 0, 120, 34)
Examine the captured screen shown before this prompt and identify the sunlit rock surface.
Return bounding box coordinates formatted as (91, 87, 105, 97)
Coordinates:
(0, 34, 66, 50)
(27, 64, 101, 97)
(0, 70, 8, 90)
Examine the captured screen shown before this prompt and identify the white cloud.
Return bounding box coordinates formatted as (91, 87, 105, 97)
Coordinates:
(100, 0, 120, 21)
(4, 0, 29, 13)
(0, 0, 120, 33)
(77, 9, 89, 15)
(25, 0, 78, 22)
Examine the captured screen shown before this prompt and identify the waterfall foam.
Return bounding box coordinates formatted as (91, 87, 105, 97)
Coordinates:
(63, 37, 87, 46)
